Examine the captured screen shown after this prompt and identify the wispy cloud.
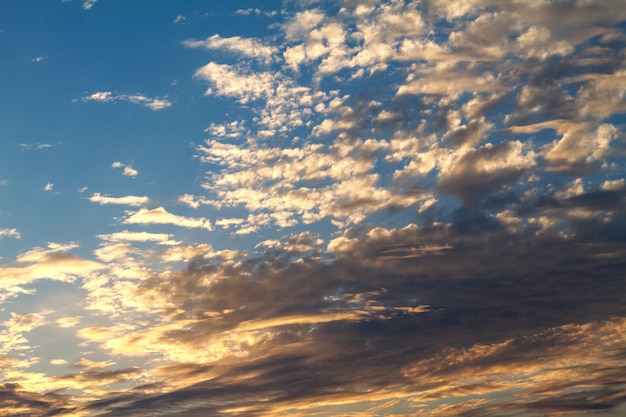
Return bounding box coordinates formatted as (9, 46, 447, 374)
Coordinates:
(0, 228, 20, 239)
(183, 35, 278, 64)
(123, 207, 213, 230)
(18, 142, 53, 151)
(0, 243, 105, 301)
(88, 192, 151, 206)
(43, 182, 54, 191)
(234, 8, 279, 17)
(82, 91, 171, 111)
(82, 0, 97, 10)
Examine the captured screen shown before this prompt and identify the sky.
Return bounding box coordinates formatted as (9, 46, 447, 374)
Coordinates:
(1, 0, 626, 416)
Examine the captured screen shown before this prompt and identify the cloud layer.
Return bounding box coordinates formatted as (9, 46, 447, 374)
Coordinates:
(2, 1, 626, 416)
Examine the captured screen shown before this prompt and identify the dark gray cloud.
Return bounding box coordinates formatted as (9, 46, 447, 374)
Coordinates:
(68, 213, 626, 416)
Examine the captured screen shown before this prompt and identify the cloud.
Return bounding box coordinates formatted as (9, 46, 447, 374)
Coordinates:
(509, 120, 619, 173)
(234, 8, 279, 17)
(256, 231, 323, 253)
(42, 217, 626, 416)
(6, 1, 626, 416)
(194, 62, 277, 103)
(82, 91, 171, 111)
(43, 182, 54, 191)
(438, 141, 536, 205)
(0, 243, 105, 300)
(0, 229, 20, 239)
(88, 193, 150, 206)
(82, 0, 97, 10)
(122, 207, 213, 230)
(18, 142, 53, 151)
(183, 35, 278, 64)
(98, 230, 177, 244)
(111, 162, 138, 177)
(55, 316, 81, 328)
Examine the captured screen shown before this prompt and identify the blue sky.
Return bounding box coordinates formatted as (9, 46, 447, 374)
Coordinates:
(1, 0, 626, 416)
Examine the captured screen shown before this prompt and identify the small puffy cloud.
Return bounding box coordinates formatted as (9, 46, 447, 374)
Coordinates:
(88, 192, 150, 207)
(122, 166, 138, 177)
(30, 56, 46, 63)
(43, 182, 54, 191)
(111, 162, 138, 177)
(82, 91, 171, 111)
(601, 179, 625, 191)
(123, 207, 213, 230)
(85, 91, 112, 102)
(173, 15, 186, 24)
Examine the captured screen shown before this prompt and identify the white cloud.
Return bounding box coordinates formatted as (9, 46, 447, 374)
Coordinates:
(234, 8, 279, 17)
(111, 162, 138, 177)
(123, 166, 138, 177)
(0, 229, 21, 239)
(194, 62, 276, 103)
(85, 91, 112, 102)
(88, 193, 151, 207)
(82, 91, 171, 111)
(44, 182, 54, 191)
(183, 35, 278, 64)
(126, 94, 172, 111)
(18, 143, 53, 151)
(82, 0, 97, 10)
(98, 230, 178, 245)
(0, 243, 106, 295)
(123, 207, 213, 231)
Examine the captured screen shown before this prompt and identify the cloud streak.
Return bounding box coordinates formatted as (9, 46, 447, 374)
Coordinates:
(89, 193, 150, 206)
(82, 91, 171, 111)
(123, 207, 213, 230)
